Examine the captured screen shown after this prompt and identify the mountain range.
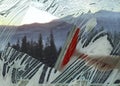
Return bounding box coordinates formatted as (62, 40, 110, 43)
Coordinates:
(63, 10, 120, 33)
(0, 10, 120, 51)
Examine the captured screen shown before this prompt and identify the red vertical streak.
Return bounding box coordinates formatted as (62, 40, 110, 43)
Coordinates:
(61, 28, 80, 68)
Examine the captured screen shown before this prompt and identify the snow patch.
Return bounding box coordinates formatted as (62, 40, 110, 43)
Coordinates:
(77, 35, 113, 55)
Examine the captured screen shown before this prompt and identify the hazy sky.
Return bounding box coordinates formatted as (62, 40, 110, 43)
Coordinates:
(57, 0, 120, 13)
(0, 0, 120, 25)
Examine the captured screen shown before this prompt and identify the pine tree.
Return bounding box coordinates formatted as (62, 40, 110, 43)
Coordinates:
(29, 39, 34, 57)
(33, 42, 38, 58)
(38, 33, 43, 60)
(44, 36, 51, 65)
(16, 39, 20, 51)
(49, 31, 57, 67)
(44, 32, 58, 67)
(26, 41, 31, 55)
(50, 30, 57, 55)
(21, 35, 27, 53)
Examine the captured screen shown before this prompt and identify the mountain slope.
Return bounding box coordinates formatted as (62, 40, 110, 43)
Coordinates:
(0, 47, 60, 85)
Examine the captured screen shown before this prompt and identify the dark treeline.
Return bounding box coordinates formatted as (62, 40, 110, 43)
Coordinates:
(8, 31, 62, 67)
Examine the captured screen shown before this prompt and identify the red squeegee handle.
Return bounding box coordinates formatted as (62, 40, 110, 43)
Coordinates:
(61, 28, 80, 68)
